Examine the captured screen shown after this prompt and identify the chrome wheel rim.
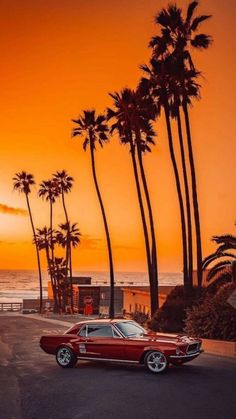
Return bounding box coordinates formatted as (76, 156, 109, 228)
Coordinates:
(57, 348, 72, 366)
(146, 351, 167, 373)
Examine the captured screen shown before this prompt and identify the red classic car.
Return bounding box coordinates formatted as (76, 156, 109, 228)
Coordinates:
(40, 319, 203, 374)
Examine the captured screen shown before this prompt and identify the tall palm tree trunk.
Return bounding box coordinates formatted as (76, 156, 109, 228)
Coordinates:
(49, 202, 59, 312)
(129, 139, 158, 315)
(61, 191, 73, 311)
(182, 101, 203, 288)
(25, 194, 43, 313)
(45, 243, 58, 311)
(164, 105, 188, 288)
(136, 134, 159, 310)
(90, 140, 115, 318)
(176, 107, 193, 288)
(68, 242, 74, 313)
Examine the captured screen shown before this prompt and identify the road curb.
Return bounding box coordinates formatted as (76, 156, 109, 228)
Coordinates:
(201, 338, 236, 358)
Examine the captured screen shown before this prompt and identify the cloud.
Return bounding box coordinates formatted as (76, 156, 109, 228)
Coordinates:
(80, 235, 102, 250)
(79, 236, 137, 251)
(114, 244, 138, 250)
(0, 203, 27, 216)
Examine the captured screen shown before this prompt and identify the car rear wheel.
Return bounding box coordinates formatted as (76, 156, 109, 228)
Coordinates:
(144, 351, 168, 373)
(56, 346, 77, 368)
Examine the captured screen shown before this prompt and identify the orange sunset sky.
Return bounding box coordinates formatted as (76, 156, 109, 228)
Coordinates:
(0, 0, 235, 273)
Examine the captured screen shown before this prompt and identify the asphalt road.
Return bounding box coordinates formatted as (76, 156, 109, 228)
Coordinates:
(0, 315, 235, 419)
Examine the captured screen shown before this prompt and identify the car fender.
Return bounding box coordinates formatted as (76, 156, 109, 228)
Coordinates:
(56, 342, 75, 354)
(140, 345, 175, 363)
(139, 346, 163, 363)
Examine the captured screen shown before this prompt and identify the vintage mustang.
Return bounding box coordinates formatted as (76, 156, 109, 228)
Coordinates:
(40, 319, 203, 374)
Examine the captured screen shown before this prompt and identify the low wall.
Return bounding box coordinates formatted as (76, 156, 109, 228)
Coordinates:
(201, 338, 236, 357)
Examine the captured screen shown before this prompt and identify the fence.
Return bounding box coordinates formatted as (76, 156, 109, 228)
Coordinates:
(0, 302, 22, 312)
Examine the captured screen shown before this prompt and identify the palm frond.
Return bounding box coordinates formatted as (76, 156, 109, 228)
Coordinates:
(83, 138, 89, 151)
(191, 34, 212, 49)
(212, 234, 236, 245)
(191, 15, 211, 31)
(207, 261, 232, 282)
(186, 1, 198, 23)
(202, 253, 219, 270)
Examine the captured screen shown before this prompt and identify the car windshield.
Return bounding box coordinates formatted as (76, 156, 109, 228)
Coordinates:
(115, 321, 146, 337)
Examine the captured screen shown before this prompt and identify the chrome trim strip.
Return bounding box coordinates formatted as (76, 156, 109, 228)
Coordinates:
(77, 356, 139, 364)
(170, 350, 203, 359)
(112, 324, 126, 338)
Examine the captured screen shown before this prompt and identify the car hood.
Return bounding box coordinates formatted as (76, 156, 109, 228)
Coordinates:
(129, 333, 199, 345)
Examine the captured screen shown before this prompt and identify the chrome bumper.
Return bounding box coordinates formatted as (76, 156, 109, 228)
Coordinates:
(170, 350, 204, 359)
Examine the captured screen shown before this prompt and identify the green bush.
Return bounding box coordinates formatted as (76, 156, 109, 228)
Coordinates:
(131, 311, 149, 326)
(184, 282, 236, 341)
(149, 286, 203, 333)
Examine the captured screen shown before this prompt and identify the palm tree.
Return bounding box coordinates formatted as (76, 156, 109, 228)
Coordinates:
(35, 227, 59, 311)
(140, 58, 189, 291)
(38, 179, 60, 263)
(167, 67, 201, 287)
(203, 234, 236, 286)
(52, 170, 74, 308)
(13, 171, 43, 312)
(56, 222, 81, 311)
(72, 110, 115, 318)
(107, 88, 159, 315)
(53, 257, 69, 311)
(52, 170, 74, 224)
(152, 1, 212, 287)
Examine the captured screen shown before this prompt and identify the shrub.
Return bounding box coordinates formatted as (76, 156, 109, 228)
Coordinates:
(131, 311, 149, 326)
(184, 282, 236, 341)
(149, 286, 203, 333)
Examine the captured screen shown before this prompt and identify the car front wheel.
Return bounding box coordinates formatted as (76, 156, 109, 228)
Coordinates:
(144, 351, 168, 373)
(56, 346, 77, 368)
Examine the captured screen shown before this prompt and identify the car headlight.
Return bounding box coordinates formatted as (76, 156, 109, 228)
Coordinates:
(176, 347, 181, 356)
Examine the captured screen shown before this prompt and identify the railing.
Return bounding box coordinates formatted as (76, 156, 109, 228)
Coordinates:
(0, 302, 22, 312)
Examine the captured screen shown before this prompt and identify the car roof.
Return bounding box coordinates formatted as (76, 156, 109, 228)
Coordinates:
(74, 318, 131, 326)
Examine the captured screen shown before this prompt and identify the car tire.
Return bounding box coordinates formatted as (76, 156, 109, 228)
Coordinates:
(144, 350, 168, 374)
(56, 346, 77, 368)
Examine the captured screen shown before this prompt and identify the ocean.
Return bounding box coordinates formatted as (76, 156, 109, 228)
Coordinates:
(0, 270, 182, 303)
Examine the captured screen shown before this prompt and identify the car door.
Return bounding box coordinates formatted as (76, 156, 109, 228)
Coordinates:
(76, 324, 125, 360)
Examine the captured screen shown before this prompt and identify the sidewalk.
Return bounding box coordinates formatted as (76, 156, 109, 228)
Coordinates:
(0, 311, 95, 328)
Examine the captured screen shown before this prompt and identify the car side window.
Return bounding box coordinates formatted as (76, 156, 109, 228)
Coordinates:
(112, 326, 122, 338)
(87, 325, 113, 337)
(78, 325, 87, 337)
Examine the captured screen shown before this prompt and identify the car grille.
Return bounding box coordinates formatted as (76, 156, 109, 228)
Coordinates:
(187, 342, 200, 354)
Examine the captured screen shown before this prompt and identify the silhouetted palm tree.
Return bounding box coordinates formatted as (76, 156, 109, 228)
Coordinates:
(52, 170, 74, 224)
(13, 171, 43, 312)
(167, 68, 201, 287)
(56, 222, 81, 311)
(152, 1, 212, 287)
(107, 88, 159, 315)
(203, 234, 236, 285)
(35, 227, 59, 310)
(53, 170, 74, 296)
(140, 58, 189, 291)
(72, 110, 115, 318)
(38, 179, 60, 264)
(53, 257, 69, 311)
